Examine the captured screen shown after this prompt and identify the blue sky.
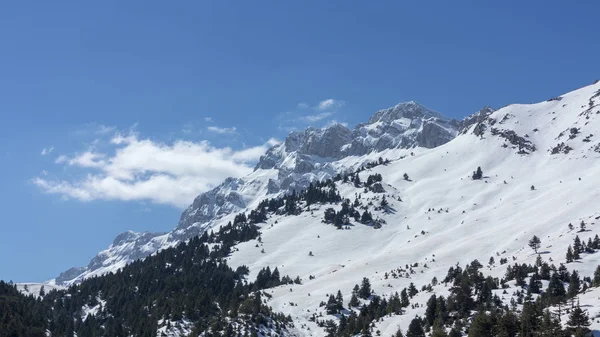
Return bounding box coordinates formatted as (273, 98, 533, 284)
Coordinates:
(1, 1, 599, 282)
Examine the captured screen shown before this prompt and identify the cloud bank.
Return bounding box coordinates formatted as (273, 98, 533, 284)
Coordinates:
(34, 133, 279, 208)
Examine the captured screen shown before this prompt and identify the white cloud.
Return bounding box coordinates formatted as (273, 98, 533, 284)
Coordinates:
(317, 99, 344, 111)
(324, 120, 349, 128)
(56, 151, 106, 168)
(284, 98, 346, 127)
(96, 124, 116, 135)
(204, 117, 213, 122)
(72, 123, 116, 136)
(299, 111, 334, 123)
(34, 133, 278, 208)
(207, 126, 237, 134)
(41, 146, 54, 156)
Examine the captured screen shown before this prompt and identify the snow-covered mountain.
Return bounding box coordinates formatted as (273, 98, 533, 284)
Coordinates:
(43, 80, 600, 335)
(220, 81, 600, 335)
(52, 101, 461, 286)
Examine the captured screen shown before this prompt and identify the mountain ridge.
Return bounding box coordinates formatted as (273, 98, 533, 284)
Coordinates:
(50, 82, 600, 287)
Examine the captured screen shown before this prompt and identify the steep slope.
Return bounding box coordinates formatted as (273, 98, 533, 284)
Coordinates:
(220, 81, 600, 335)
(14, 81, 600, 336)
(53, 101, 460, 286)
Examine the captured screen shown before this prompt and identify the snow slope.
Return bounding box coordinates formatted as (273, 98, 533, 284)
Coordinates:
(44, 81, 600, 335)
(52, 101, 460, 286)
(222, 82, 600, 336)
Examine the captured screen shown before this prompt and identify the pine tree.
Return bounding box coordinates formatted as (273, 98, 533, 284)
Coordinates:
(335, 290, 344, 309)
(424, 295, 437, 326)
(359, 277, 371, 299)
(468, 311, 493, 337)
(406, 316, 425, 337)
(408, 282, 418, 298)
(528, 235, 541, 253)
(567, 270, 581, 298)
(528, 272, 542, 294)
(593, 265, 600, 287)
(546, 272, 566, 303)
(566, 245, 574, 263)
(538, 309, 564, 337)
(573, 236, 583, 257)
(472, 167, 483, 180)
(567, 302, 590, 336)
(380, 195, 388, 208)
(400, 289, 410, 307)
(326, 295, 338, 314)
(349, 293, 360, 307)
(361, 210, 373, 224)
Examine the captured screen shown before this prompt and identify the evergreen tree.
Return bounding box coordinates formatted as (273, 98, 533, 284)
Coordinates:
(593, 265, 600, 287)
(538, 309, 564, 337)
(472, 167, 483, 180)
(326, 295, 339, 314)
(359, 277, 371, 299)
(528, 272, 542, 294)
(546, 272, 566, 303)
(573, 236, 583, 258)
(408, 283, 418, 298)
(335, 290, 344, 309)
(528, 235, 541, 253)
(406, 316, 424, 337)
(567, 303, 590, 336)
(468, 311, 493, 337)
(348, 293, 360, 307)
(566, 245, 574, 263)
(360, 210, 373, 224)
(400, 289, 410, 308)
(567, 270, 581, 298)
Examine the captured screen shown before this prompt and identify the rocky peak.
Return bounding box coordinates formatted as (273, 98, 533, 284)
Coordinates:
(367, 101, 444, 124)
(176, 177, 246, 231)
(459, 106, 496, 134)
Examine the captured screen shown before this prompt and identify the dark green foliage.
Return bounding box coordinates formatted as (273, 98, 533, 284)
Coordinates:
(0, 218, 292, 336)
(365, 173, 382, 187)
(528, 235, 541, 253)
(528, 272, 542, 294)
(0, 281, 47, 337)
(567, 270, 581, 298)
(406, 316, 425, 337)
(359, 277, 371, 299)
(567, 303, 590, 336)
(593, 265, 600, 287)
(544, 272, 566, 304)
(472, 166, 483, 180)
(566, 245, 574, 263)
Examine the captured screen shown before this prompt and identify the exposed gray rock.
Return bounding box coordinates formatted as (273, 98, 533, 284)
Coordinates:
(490, 128, 536, 154)
(459, 106, 495, 134)
(177, 177, 246, 231)
(267, 179, 280, 194)
(55, 267, 86, 285)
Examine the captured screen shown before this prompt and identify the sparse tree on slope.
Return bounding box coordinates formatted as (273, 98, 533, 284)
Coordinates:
(529, 235, 541, 254)
(472, 167, 483, 180)
(567, 302, 590, 336)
